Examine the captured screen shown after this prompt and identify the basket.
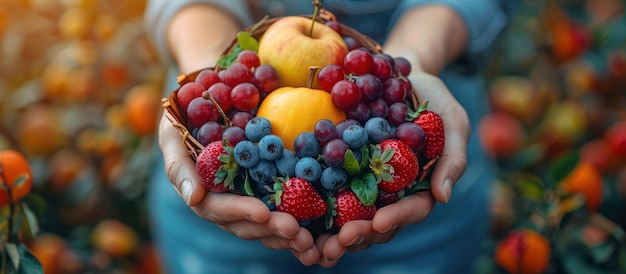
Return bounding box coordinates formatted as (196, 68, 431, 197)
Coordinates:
(161, 9, 437, 197)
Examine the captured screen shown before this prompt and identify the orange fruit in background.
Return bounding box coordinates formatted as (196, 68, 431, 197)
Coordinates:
(256, 87, 346, 150)
(123, 83, 162, 136)
(495, 228, 551, 274)
(91, 219, 139, 257)
(561, 161, 604, 212)
(0, 149, 33, 206)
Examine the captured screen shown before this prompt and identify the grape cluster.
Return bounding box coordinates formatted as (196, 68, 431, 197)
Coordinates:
(176, 50, 279, 145)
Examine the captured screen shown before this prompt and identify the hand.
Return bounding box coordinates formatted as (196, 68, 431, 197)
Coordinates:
(315, 70, 470, 267)
(157, 112, 321, 264)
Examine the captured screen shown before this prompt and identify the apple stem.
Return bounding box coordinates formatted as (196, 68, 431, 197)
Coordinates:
(309, 0, 323, 37)
(307, 66, 319, 88)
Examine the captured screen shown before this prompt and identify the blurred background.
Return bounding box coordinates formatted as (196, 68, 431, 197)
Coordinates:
(0, 0, 624, 273)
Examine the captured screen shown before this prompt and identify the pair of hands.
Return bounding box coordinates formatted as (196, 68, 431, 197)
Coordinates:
(158, 69, 469, 267)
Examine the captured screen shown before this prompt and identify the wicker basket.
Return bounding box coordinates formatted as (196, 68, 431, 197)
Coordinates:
(161, 9, 437, 187)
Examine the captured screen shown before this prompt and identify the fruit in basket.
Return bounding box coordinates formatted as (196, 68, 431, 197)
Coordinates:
(196, 140, 238, 192)
(256, 87, 346, 150)
(410, 103, 445, 159)
(257, 16, 348, 88)
(274, 177, 328, 222)
(331, 189, 377, 228)
(371, 139, 419, 193)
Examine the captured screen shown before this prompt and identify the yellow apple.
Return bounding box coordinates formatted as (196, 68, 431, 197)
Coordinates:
(258, 16, 348, 88)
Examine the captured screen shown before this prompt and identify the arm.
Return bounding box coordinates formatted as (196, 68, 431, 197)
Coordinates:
(147, 1, 322, 265)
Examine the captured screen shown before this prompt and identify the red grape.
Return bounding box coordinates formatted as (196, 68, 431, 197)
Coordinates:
(346, 102, 371, 125)
(394, 56, 411, 77)
(355, 74, 382, 103)
(395, 122, 426, 152)
(222, 126, 246, 145)
(223, 63, 253, 87)
(195, 69, 220, 89)
(230, 83, 260, 112)
(344, 48, 373, 75)
(318, 64, 346, 92)
(206, 82, 232, 112)
(237, 50, 261, 69)
(368, 98, 388, 118)
(197, 121, 223, 146)
(230, 111, 254, 129)
(177, 82, 205, 111)
(187, 97, 220, 128)
(253, 64, 280, 95)
(371, 55, 392, 83)
(322, 139, 349, 168)
(331, 80, 361, 112)
(314, 119, 339, 143)
(388, 102, 409, 126)
(382, 78, 407, 105)
(325, 21, 343, 36)
(343, 36, 360, 51)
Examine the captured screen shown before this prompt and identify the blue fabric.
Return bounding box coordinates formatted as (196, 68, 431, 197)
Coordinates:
(145, 0, 519, 273)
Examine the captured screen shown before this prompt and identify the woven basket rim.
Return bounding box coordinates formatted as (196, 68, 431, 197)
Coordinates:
(162, 10, 428, 171)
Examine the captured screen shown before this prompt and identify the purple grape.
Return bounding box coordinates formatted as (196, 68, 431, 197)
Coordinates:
(314, 119, 339, 144)
(356, 74, 382, 103)
(388, 102, 409, 126)
(222, 126, 246, 146)
(197, 121, 223, 146)
(336, 119, 361, 137)
(345, 103, 371, 125)
(368, 98, 389, 118)
(395, 122, 426, 152)
(322, 139, 349, 168)
(293, 132, 321, 158)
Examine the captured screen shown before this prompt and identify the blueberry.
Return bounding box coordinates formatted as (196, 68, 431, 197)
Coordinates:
(233, 140, 260, 168)
(245, 117, 271, 142)
(295, 157, 322, 182)
(293, 132, 321, 158)
(249, 160, 277, 184)
(275, 149, 298, 177)
(364, 117, 392, 144)
(342, 124, 369, 149)
(320, 167, 348, 191)
(258, 134, 284, 161)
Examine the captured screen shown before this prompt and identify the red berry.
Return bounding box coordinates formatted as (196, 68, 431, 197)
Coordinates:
(344, 49, 373, 75)
(230, 83, 260, 112)
(331, 80, 361, 112)
(332, 189, 376, 228)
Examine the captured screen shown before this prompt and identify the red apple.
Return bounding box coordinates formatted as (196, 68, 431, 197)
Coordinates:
(258, 16, 348, 89)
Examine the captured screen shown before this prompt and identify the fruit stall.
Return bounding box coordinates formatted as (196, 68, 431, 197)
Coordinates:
(0, 0, 624, 273)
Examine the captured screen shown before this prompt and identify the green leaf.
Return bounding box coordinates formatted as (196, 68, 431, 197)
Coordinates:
(551, 150, 580, 183)
(216, 44, 243, 69)
(18, 203, 39, 243)
(22, 194, 45, 218)
(343, 150, 360, 175)
(11, 175, 28, 189)
(237, 32, 259, 52)
(359, 146, 370, 172)
(350, 173, 378, 206)
(406, 180, 431, 195)
(515, 172, 545, 200)
(17, 244, 43, 274)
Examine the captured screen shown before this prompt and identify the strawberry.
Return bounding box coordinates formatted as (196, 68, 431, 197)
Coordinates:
(370, 139, 419, 193)
(330, 189, 376, 228)
(410, 102, 445, 159)
(274, 177, 327, 222)
(196, 140, 239, 192)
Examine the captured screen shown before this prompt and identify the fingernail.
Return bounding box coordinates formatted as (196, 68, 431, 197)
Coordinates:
(442, 178, 453, 204)
(180, 179, 193, 206)
(349, 235, 364, 246)
(381, 224, 397, 233)
(289, 240, 302, 252)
